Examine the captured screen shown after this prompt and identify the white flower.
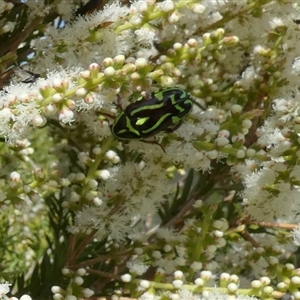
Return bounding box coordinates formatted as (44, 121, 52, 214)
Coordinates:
(156, 228, 187, 243)
(0, 282, 11, 300)
(269, 17, 285, 29)
(20, 295, 32, 300)
(292, 57, 300, 74)
(127, 259, 149, 275)
(131, 1, 148, 13)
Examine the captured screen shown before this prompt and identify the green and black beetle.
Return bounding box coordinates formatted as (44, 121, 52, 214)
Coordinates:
(111, 87, 193, 140)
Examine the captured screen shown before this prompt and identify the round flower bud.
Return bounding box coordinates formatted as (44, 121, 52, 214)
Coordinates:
(164, 245, 172, 252)
(192, 4, 206, 14)
(52, 93, 63, 102)
(104, 66, 115, 77)
(251, 280, 262, 289)
(174, 270, 184, 279)
(236, 149, 246, 158)
(77, 268, 86, 276)
(230, 274, 239, 283)
(277, 282, 288, 291)
(260, 276, 271, 285)
(135, 58, 148, 68)
(139, 280, 150, 289)
(191, 261, 202, 271)
(92, 197, 103, 206)
(121, 274, 132, 282)
(172, 279, 183, 288)
(97, 170, 110, 180)
(32, 115, 47, 127)
(114, 55, 125, 65)
(262, 286, 274, 295)
(152, 251, 162, 259)
(62, 268, 70, 275)
(194, 278, 204, 286)
(200, 270, 212, 280)
(76, 87, 87, 97)
(231, 104, 242, 113)
(292, 276, 300, 285)
(82, 288, 94, 298)
(168, 12, 179, 23)
(53, 294, 63, 300)
(160, 0, 175, 12)
(286, 263, 295, 270)
(227, 282, 238, 292)
(20, 295, 32, 300)
(74, 276, 84, 285)
(89, 63, 100, 71)
(173, 43, 182, 50)
(51, 285, 63, 294)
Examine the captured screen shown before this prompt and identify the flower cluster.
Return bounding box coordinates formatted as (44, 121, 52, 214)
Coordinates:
(2, 0, 300, 299)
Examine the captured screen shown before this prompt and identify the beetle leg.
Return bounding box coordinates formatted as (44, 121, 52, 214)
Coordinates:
(164, 121, 183, 133)
(139, 139, 166, 153)
(116, 95, 124, 110)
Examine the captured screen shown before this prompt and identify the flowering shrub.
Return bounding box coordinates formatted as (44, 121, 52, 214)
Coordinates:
(1, 0, 300, 299)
